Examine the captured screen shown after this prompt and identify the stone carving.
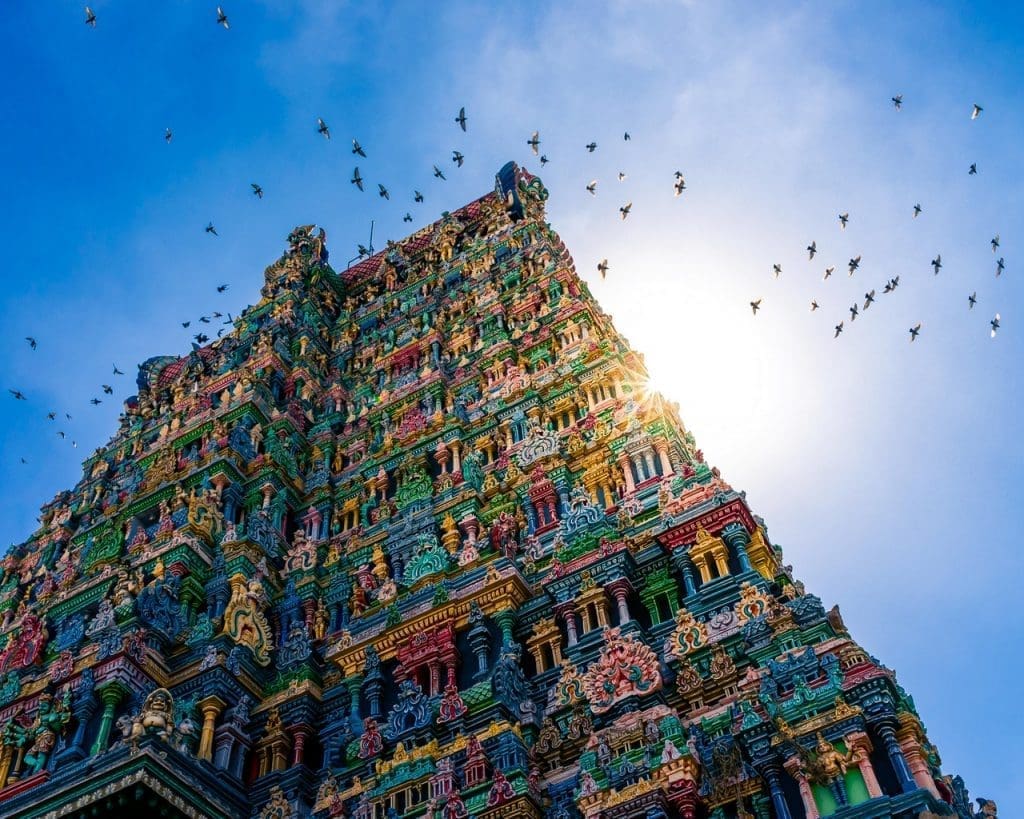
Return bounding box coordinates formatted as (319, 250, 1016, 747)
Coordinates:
(582, 627, 662, 713)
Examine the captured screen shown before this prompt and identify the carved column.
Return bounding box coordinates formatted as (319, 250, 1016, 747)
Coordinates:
(760, 761, 794, 819)
(875, 719, 916, 793)
(655, 441, 672, 476)
(555, 602, 579, 647)
(673, 551, 698, 597)
(197, 696, 226, 762)
(618, 455, 635, 494)
(493, 609, 516, 647)
(90, 682, 129, 756)
(783, 757, 821, 819)
(290, 724, 310, 766)
(721, 522, 754, 573)
(345, 674, 364, 732)
(896, 723, 940, 798)
(607, 580, 633, 624)
(847, 732, 883, 799)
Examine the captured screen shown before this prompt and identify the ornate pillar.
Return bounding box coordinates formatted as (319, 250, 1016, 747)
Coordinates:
(847, 732, 883, 799)
(653, 441, 670, 476)
(345, 674, 364, 733)
(721, 522, 754, 573)
(618, 455, 635, 494)
(493, 609, 516, 647)
(291, 725, 310, 766)
(643, 450, 658, 480)
(197, 696, 226, 762)
(607, 580, 632, 624)
(783, 757, 820, 819)
(896, 726, 940, 798)
(875, 719, 916, 793)
(91, 682, 129, 756)
(760, 761, 794, 819)
(674, 552, 698, 597)
(555, 602, 579, 647)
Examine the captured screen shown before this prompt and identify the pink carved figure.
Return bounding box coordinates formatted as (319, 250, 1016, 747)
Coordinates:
(487, 768, 516, 806)
(442, 791, 468, 819)
(358, 717, 383, 759)
(437, 668, 468, 722)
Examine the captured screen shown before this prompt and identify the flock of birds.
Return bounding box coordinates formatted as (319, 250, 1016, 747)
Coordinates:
(747, 97, 1002, 342)
(4, 8, 1010, 470)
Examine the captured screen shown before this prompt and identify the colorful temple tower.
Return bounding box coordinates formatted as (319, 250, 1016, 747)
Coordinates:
(0, 163, 988, 819)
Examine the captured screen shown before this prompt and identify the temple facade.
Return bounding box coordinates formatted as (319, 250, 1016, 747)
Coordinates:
(0, 163, 988, 818)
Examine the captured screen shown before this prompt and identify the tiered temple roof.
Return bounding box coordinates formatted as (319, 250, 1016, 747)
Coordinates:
(0, 163, 981, 818)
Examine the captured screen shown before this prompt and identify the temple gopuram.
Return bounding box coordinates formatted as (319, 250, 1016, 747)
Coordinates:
(0, 163, 988, 819)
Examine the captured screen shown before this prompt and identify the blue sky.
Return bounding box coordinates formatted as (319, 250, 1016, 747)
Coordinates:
(2, 1, 1022, 810)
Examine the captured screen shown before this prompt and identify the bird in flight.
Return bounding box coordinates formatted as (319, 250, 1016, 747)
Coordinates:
(619, 202, 632, 220)
(194, 333, 209, 344)
(931, 255, 942, 274)
(317, 118, 330, 139)
(991, 314, 1001, 337)
(182, 321, 191, 328)
(216, 6, 229, 28)
(750, 299, 762, 315)
(66, 413, 72, 420)
(598, 259, 609, 279)
(823, 266, 834, 281)
(352, 139, 366, 157)
(971, 103, 983, 120)
(772, 263, 782, 279)
(909, 323, 922, 342)
(205, 222, 218, 236)
(892, 94, 903, 110)
(586, 180, 597, 195)
(540, 155, 549, 166)
(8, 390, 26, 401)
(403, 213, 412, 223)
(47, 412, 56, 420)
(455, 107, 467, 131)
(433, 165, 446, 180)
(807, 241, 817, 260)
(883, 276, 900, 293)
(102, 384, 113, 395)
(452, 150, 464, 167)
(586, 142, 597, 153)
(25, 337, 37, 350)
(58, 431, 65, 439)
(90, 397, 102, 405)
(251, 183, 263, 199)
(624, 132, 631, 141)
(617, 172, 627, 181)
(848, 255, 861, 276)
(527, 131, 540, 155)
(414, 190, 424, 203)
(834, 321, 844, 338)
(165, 128, 173, 144)
(863, 290, 876, 309)
(351, 167, 363, 191)
(113, 364, 124, 375)
(849, 303, 859, 321)
(996, 257, 1005, 276)
(991, 234, 1000, 252)
(673, 176, 686, 196)
(913, 203, 922, 218)
(217, 284, 229, 292)
(968, 292, 977, 309)
(838, 212, 849, 230)
(84, 6, 96, 27)
(198, 315, 211, 323)
(969, 163, 977, 175)
(810, 300, 819, 312)
(378, 183, 389, 200)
